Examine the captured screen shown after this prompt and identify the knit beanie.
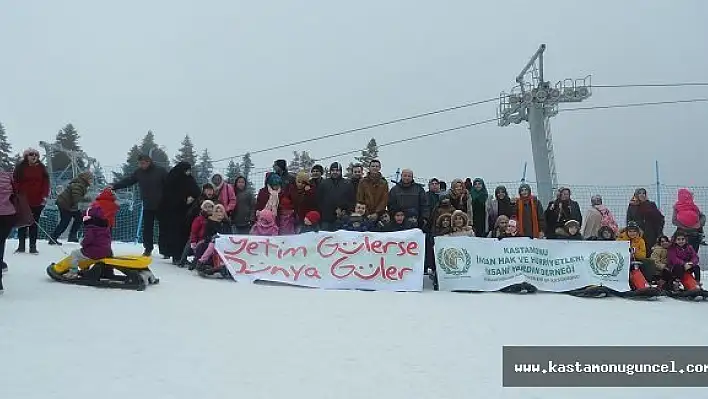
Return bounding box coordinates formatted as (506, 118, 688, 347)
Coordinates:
(305, 210, 321, 225)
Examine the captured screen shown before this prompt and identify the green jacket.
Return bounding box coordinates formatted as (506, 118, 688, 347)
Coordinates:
(56, 174, 91, 212)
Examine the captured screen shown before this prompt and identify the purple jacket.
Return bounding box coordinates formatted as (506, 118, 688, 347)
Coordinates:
(667, 244, 699, 270)
(0, 172, 16, 216)
(81, 206, 113, 260)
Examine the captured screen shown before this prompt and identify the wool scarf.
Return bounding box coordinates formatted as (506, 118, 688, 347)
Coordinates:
(516, 196, 540, 238)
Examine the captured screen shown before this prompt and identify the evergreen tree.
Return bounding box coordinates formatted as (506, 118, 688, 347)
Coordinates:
(226, 159, 242, 184)
(113, 145, 142, 181)
(139, 130, 170, 169)
(241, 152, 254, 186)
(0, 122, 14, 171)
(289, 151, 316, 174)
(12, 153, 23, 168)
(344, 162, 356, 179)
(93, 162, 107, 186)
(195, 148, 214, 185)
(174, 134, 197, 166)
(289, 151, 301, 174)
(51, 123, 86, 172)
(355, 138, 379, 169)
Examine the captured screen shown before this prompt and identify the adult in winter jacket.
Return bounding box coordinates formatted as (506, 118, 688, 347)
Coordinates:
(544, 187, 582, 239)
(292, 171, 317, 225)
(160, 162, 200, 263)
(469, 178, 489, 236)
(0, 171, 16, 289)
(627, 188, 664, 253)
(514, 184, 545, 238)
(582, 195, 618, 239)
(13, 148, 50, 253)
(316, 162, 356, 231)
(448, 178, 473, 223)
(486, 186, 514, 230)
(50, 172, 92, 244)
(387, 169, 429, 229)
(211, 173, 237, 215)
(231, 176, 255, 234)
(671, 188, 705, 252)
(110, 154, 168, 256)
(356, 160, 388, 221)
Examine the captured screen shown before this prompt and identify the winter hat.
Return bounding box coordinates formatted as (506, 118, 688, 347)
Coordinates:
(626, 221, 640, 232)
(274, 159, 287, 172)
(23, 147, 40, 157)
(213, 204, 227, 214)
(305, 210, 321, 225)
(96, 187, 116, 202)
(79, 171, 93, 182)
(429, 178, 439, 184)
(565, 220, 580, 229)
(311, 164, 324, 174)
(591, 195, 602, 206)
(329, 162, 342, 172)
(201, 200, 215, 211)
(266, 173, 282, 188)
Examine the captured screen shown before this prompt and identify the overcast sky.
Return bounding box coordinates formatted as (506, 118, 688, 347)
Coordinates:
(1, 0, 706, 187)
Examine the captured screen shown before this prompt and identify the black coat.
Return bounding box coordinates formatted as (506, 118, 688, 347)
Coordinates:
(316, 177, 356, 223)
(112, 163, 168, 211)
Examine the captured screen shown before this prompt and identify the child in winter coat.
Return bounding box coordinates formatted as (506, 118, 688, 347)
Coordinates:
(488, 215, 510, 238)
(195, 204, 232, 268)
(650, 235, 671, 276)
(446, 210, 475, 237)
(618, 221, 655, 289)
(278, 196, 296, 235)
(501, 219, 519, 238)
(596, 226, 617, 241)
(64, 206, 113, 278)
(666, 230, 702, 290)
(374, 212, 391, 232)
(251, 209, 279, 236)
(342, 203, 373, 232)
(181, 200, 214, 268)
(434, 213, 452, 237)
(256, 173, 282, 214)
(384, 209, 407, 232)
(93, 187, 119, 229)
(300, 210, 320, 233)
(558, 220, 582, 240)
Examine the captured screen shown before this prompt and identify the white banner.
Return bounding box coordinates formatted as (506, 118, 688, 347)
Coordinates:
(434, 237, 631, 292)
(214, 229, 426, 291)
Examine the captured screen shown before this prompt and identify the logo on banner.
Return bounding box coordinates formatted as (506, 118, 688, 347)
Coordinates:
(589, 252, 624, 279)
(437, 247, 472, 275)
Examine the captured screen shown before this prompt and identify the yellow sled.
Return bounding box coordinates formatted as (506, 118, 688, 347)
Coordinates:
(47, 255, 158, 291)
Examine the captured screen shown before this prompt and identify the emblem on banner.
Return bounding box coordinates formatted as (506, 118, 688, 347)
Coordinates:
(589, 252, 624, 278)
(436, 247, 472, 275)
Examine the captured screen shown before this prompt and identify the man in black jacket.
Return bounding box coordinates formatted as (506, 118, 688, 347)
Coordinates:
(316, 162, 356, 231)
(110, 154, 168, 256)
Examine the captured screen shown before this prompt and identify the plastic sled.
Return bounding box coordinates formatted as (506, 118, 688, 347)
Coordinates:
(500, 282, 537, 294)
(622, 267, 661, 300)
(666, 274, 707, 302)
(47, 255, 159, 291)
(196, 254, 232, 279)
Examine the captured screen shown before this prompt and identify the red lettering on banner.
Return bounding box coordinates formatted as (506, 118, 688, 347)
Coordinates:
(316, 235, 418, 258)
(330, 256, 413, 281)
(226, 237, 308, 259)
(224, 255, 323, 281)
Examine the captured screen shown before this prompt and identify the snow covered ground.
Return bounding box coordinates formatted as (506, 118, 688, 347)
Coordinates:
(1, 239, 706, 399)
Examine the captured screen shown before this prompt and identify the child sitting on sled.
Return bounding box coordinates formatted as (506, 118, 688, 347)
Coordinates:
(665, 230, 702, 291)
(63, 205, 113, 278)
(194, 204, 232, 270)
(93, 187, 119, 229)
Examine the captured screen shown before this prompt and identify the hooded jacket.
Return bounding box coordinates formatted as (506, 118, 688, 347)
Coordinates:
(56, 173, 92, 212)
(211, 174, 237, 214)
(617, 228, 647, 260)
(81, 206, 112, 260)
(667, 243, 699, 270)
(14, 156, 50, 207)
(93, 188, 119, 228)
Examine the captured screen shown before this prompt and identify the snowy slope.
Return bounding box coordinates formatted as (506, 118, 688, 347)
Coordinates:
(0, 239, 706, 399)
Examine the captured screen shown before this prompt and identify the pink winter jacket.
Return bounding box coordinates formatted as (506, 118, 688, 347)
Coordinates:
(215, 182, 237, 214)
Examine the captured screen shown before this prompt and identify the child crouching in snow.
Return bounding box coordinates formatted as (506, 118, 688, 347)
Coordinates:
(194, 204, 232, 270)
(64, 206, 113, 278)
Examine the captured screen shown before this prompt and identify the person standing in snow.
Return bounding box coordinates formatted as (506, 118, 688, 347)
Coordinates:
(0, 170, 17, 292)
(13, 148, 50, 254)
(109, 154, 168, 256)
(316, 162, 356, 231)
(160, 162, 200, 264)
(50, 172, 93, 245)
(210, 173, 237, 216)
(582, 195, 618, 239)
(387, 169, 429, 230)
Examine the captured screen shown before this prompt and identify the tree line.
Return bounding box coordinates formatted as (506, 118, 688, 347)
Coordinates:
(0, 121, 382, 188)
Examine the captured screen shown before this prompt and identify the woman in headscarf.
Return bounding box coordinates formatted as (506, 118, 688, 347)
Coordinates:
(486, 185, 514, 230)
(544, 187, 582, 239)
(627, 187, 664, 253)
(469, 178, 489, 236)
(160, 161, 200, 264)
(448, 178, 473, 222)
(514, 184, 545, 238)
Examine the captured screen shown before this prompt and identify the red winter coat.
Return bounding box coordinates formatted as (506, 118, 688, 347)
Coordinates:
(190, 214, 207, 244)
(15, 163, 50, 207)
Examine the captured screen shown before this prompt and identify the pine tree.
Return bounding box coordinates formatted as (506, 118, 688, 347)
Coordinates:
(139, 130, 170, 169)
(0, 122, 14, 171)
(113, 145, 142, 181)
(93, 162, 107, 186)
(12, 153, 23, 168)
(355, 138, 379, 169)
(344, 162, 356, 179)
(51, 123, 86, 172)
(289, 151, 301, 174)
(241, 152, 254, 186)
(298, 151, 316, 173)
(195, 148, 214, 185)
(174, 134, 197, 166)
(226, 159, 242, 184)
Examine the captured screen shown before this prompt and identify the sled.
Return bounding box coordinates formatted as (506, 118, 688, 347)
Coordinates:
(622, 267, 662, 300)
(666, 274, 707, 302)
(500, 282, 537, 294)
(47, 255, 159, 291)
(196, 254, 232, 279)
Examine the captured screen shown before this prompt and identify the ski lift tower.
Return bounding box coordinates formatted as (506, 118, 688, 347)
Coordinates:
(497, 44, 592, 206)
(39, 141, 98, 187)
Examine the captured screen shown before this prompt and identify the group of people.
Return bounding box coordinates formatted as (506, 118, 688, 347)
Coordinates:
(0, 150, 704, 295)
